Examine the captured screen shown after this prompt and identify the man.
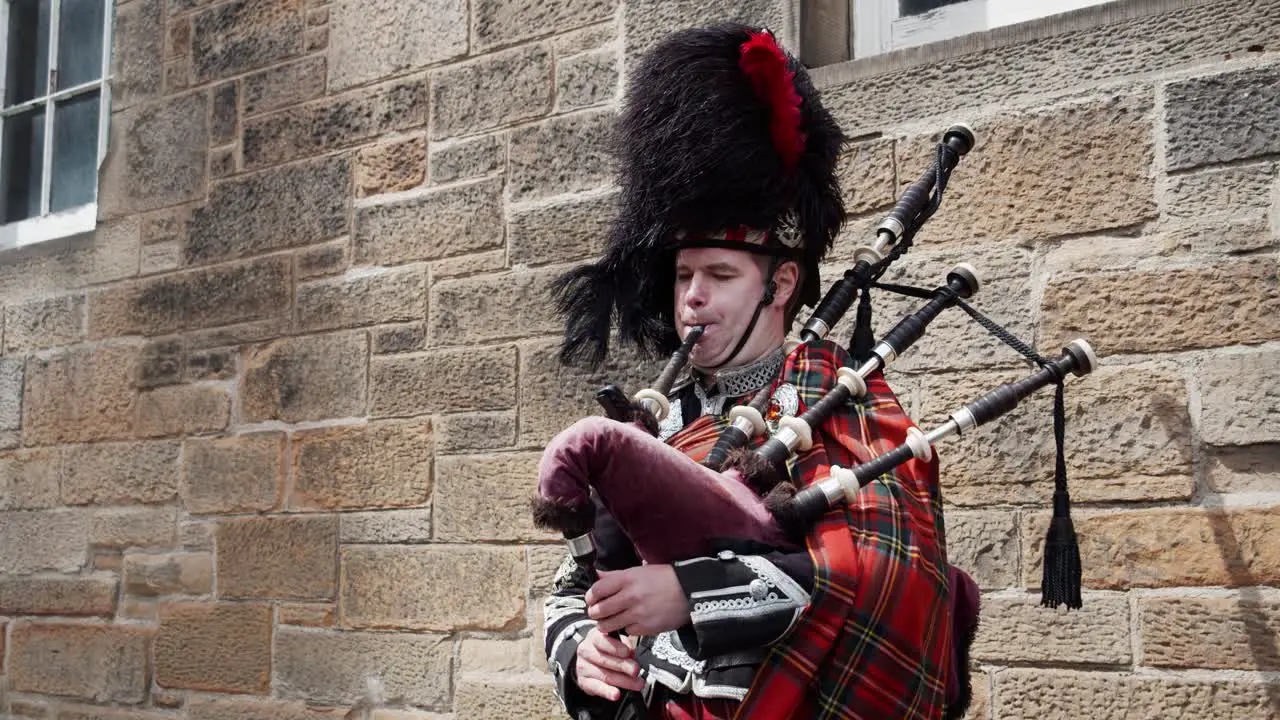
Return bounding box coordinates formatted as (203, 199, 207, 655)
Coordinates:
(539, 24, 960, 720)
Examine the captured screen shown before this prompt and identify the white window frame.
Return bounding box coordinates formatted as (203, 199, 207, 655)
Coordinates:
(0, 0, 113, 252)
(853, 0, 1115, 58)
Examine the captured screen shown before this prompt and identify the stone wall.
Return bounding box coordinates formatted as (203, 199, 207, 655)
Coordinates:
(0, 0, 1277, 718)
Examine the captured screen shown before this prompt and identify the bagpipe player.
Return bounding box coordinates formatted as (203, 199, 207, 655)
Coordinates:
(535, 24, 973, 720)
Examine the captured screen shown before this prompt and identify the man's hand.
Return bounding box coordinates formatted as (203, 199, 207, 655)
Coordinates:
(587, 564, 691, 636)
(576, 627, 645, 701)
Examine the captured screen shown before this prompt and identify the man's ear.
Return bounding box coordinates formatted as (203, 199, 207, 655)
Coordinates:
(771, 261, 800, 310)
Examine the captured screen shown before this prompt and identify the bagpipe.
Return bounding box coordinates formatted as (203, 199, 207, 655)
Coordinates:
(533, 123, 1096, 714)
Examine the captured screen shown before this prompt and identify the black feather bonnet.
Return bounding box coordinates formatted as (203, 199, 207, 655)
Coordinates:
(551, 23, 847, 367)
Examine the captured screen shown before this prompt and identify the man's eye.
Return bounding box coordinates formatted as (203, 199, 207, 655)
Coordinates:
(712, 273, 735, 281)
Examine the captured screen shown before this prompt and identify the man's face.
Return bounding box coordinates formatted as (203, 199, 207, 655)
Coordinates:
(673, 247, 767, 368)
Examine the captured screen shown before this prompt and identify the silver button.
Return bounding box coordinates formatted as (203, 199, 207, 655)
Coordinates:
(749, 579, 769, 600)
(716, 550, 736, 561)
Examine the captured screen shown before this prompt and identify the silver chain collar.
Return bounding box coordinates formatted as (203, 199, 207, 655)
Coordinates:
(692, 347, 786, 415)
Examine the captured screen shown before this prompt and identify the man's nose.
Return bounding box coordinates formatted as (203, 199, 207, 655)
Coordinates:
(684, 277, 707, 309)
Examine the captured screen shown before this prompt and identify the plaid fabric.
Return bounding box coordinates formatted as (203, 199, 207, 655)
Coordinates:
(669, 340, 952, 720)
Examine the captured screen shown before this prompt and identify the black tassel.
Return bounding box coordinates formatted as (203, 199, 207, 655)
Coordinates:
(1040, 381, 1082, 609)
(850, 286, 876, 364)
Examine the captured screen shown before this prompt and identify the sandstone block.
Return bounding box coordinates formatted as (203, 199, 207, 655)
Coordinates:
(473, 0, 616, 52)
(354, 178, 504, 266)
(1140, 593, 1280, 670)
(341, 545, 525, 631)
(1057, 257, 1280, 352)
(9, 623, 152, 703)
(508, 190, 615, 266)
(1198, 349, 1280, 445)
(356, 136, 427, 198)
(183, 432, 283, 514)
(436, 411, 517, 453)
(624, 0, 784, 58)
(1162, 162, 1275, 229)
(186, 317, 292, 350)
(0, 356, 21, 430)
(100, 92, 208, 218)
(295, 238, 350, 280)
(187, 698, 347, 720)
(90, 507, 178, 549)
(942, 510, 1020, 590)
(339, 509, 433, 544)
(56, 707, 173, 720)
(1204, 444, 1280, 494)
(278, 602, 335, 627)
(507, 110, 613, 202)
(296, 266, 427, 333)
(110, 0, 163, 109)
(922, 362, 1193, 505)
(517, 339, 664, 445)
(971, 592, 1130, 665)
(89, 255, 292, 338)
(556, 47, 618, 111)
(430, 267, 561, 345)
(837, 137, 896, 215)
(124, 552, 213, 596)
(141, 239, 183, 274)
(328, 0, 466, 90)
(429, 133, 505, 184)
(179, 520, 216, 550)
(211, 80, 238, 144)
(191, 0, 303, 83)
(372, 323, 426, 354)
(432, 44, 551, 139)
(274, 627, 452, 707)
(136, 384, 231, 437)
(993, 668, 1278, 719)
(186, 348, 235, 382)
(460, 639, 532, 675)
(0, 216, 139, 301)
(240, 330, 368, 423)
(435, 453, 552, 542)
(370, 345, 517, 417)
(62, 441, 181, 505)
(1167, 65, 1280, 171)
(0, 447, 62, 510)
(0, 574, 117, 617)
(137, 339, 185, 388)
(217, 515, 338, 599)
(243, 54, 327, 115)
(5, 294, 86, 353)
(243, 77, 428, 169)
(1023, 506, 1280, 590)
(897, 92, 1156, 244)
(453, 675, 562, 720)
(291, 419, 432, 510)
(431, 249, 507, 278)
(554, 23, 617, 55)
(22, 344, 140, 447)
(155, 601, 273, 692)
(187, 155, 350, 264)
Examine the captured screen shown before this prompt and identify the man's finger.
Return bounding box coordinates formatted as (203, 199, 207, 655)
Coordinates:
(585, 570, 624, 606)
(581, 637, 639, 676)
(576, 675, 622, 702)
(596, 609, 637, 636)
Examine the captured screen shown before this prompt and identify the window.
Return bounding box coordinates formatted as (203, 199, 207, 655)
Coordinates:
(0, 0, 112, 251)
(852, 0, 1116, 58)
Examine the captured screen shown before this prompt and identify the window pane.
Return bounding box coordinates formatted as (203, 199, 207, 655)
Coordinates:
(1, 106, 46, 222)
(57, 0, 106, 89)
(900, 0, 967, 15)
(51, 90, 97, 212)
(5, 0, 52, 106)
